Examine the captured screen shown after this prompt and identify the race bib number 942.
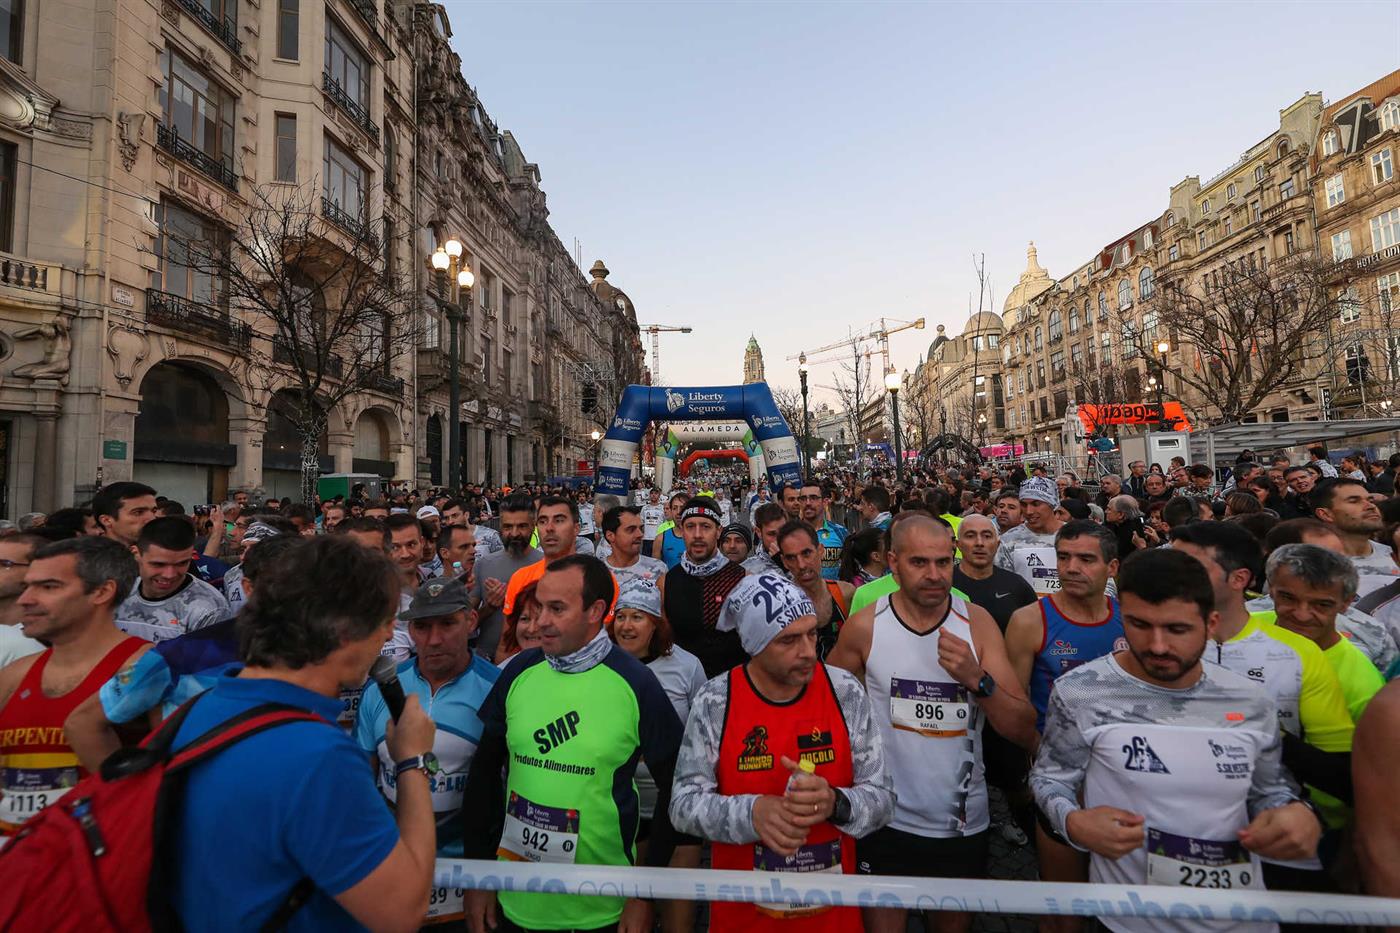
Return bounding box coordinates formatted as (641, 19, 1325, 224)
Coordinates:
(497, 791, 580, 864)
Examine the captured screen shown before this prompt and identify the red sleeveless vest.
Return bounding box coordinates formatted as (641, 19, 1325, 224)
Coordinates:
(713, 663, 858, 932)
(0, 637, 146, 834)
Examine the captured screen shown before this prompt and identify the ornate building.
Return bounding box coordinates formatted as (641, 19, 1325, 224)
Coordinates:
(742, 334, 765, 384)
(0, 0, 643, 515)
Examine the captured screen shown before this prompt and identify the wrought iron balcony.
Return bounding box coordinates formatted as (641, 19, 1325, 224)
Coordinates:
(146, 289, 251, 351)
(322, 72, 379, 143)
(156, 124, 238, 191)
(321, 195, 376, 246)
(174, 0, 241, 54)
(366, 370, 405, 395)
(272, 337, 344, 378)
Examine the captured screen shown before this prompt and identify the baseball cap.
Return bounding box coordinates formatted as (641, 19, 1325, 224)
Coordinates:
(416, 505, 441, 520)
(398, 577, 472, 621)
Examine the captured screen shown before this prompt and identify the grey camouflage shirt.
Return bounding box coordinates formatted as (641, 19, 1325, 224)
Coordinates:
(670, 664, 894, 844)
(116, 574, 229, 643)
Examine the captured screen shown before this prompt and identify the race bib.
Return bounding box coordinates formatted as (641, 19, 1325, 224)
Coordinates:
(753, 838, 843, 918)
(889, 678, 969, 737)
(424, 885, 466, 924)
(1146, 828, 1256, 890)
(1, 766, 79, 829)
(1012, 547, 1060, 594)
(337, 683, 365, 731)
(497, 791, 580, 864)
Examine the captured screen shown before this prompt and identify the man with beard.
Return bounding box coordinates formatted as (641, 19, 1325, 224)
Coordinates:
(1004, 520, 1123, 927)
(353, 576, 498, 926)
(1312, 478, 1398, 599)
(798, 479, 848, 581)
(1032, 549, 1321, 933)
(671, 573, 894, 933)
(828, 516, 1033, 933)
(777, 521, 855, 658)
(659, 497, 749, 677)
(994, 476, 1065, 596)
(470, 495, 540, 662)
(718, 523, 753, 565)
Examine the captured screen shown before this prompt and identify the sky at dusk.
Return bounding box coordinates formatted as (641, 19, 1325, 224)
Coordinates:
(442, 1, 1400, 407)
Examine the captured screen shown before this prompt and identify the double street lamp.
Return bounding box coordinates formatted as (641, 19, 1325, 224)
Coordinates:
(798, 354, 811, 476)
(885, 369, 903, 483)
(429, 240, 474, 490)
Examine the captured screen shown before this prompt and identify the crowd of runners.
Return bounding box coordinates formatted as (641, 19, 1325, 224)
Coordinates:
(0, 443, 1398, 932)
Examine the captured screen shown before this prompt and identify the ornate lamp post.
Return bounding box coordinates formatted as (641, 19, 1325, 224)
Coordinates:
(430, 240, 473, 490)
(885, 369, 903, 483)
(798, 354, 811, 476)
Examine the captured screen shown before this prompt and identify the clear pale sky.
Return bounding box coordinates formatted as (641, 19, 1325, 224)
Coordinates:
(443, 1, 1400, 406)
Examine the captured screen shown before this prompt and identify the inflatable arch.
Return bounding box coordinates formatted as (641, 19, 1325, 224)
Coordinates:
(678, 448, 750, 480)
(596, 384, 801, 496)
(657, 420, 766, 491)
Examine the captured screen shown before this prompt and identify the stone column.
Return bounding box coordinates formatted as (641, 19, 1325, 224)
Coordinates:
(227, 415, 268, 498)
(33, 413, 59, 512)
(327, 428, 355, 474)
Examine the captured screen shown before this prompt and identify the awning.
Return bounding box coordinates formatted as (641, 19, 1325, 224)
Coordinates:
(1188, 418, 1400, 463)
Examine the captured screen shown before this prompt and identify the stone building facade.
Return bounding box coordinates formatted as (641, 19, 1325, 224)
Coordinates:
(0, 0, 642, 515)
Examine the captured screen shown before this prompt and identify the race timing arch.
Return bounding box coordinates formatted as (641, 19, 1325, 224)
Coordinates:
(677, 448, 750, 480)
(595, 384, 801, 496)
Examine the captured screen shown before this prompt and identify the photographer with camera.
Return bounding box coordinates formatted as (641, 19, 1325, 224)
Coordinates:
(1104, 494, 1156, 556)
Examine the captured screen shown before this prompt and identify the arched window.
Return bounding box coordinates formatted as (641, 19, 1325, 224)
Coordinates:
(1098, 291, 1108, 319)
(1277, 139, 1290, 158)
(1068, 305, 1080, 334)
(1048, 310, 1063, 341)
(1379, 101, 1400, 134)
(1165, 211, 1175, 227)
(1034, 326, 1043, 350)
(1139, 266, 1155, 300)
(1322, 130, 1339, 157)
(1118, 279, 1133, 309)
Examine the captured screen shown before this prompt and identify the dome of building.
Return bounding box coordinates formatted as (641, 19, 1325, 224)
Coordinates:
(962, 311, 1004, 334)
(1002, 242, 1053, 312)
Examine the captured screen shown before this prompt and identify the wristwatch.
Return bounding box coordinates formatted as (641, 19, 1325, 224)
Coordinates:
(829, 788, 852, 826)
(973, 671, 996, 699)
(394, 751, 440, 779)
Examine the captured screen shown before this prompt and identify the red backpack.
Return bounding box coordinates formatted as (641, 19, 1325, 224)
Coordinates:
(0, 697, 325, 932)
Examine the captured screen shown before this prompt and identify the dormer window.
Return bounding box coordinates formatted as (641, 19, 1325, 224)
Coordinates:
(1201, 199, 1211, 215)
(1322, 130, 1339, 157)
(1226, 182, 1237, 201)
(1255, 164, 1266, 183)
(1379, 100, 1400, 134)
(1144, 229, 1154, 250)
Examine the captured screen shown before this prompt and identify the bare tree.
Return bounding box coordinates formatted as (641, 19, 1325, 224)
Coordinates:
(901, 380, 937, 452)
(829, 344, 872, 468)
(161, 184, 419, 502)
(1121, 256, 1347, 425)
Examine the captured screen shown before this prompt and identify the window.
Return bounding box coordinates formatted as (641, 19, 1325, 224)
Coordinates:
(1033, 326, 1043, 350)
(1101, 331, 1112, 362)
(1198, 230, 1209, 251)
(0, 141, 13, 253)
(1070, 342, 1083, 368)
(1168, 244, 1179, 261)
(1331, 230, 1354, 261)
(481, 335, 492, 383)
(1117, 278, 1132, 309)
(1047, 310, 1062, 342)
(1322, 130, 1339, 157)
(1143, 229, 1153, 250)
(276, 0, 298, 58)
(1380, 272, 1400, 317)
(1345, 343, 1368, 384)
(1223, 215, 1233, 236)
(1050, 349, 1065, 377)
(325, 18, 369, 112)
(384, 127, 396, 190)
(1325, 174, 1346, 208)
(503, 349, 513, 391)
(1226, 182, 1237, 201)
(1250, 200, 1261, 223)
(1097, 291, 1107, 320)
(1372, 148, 1394, 185)
(1017, 372, 1025, 394)
(1283, 229, 1295, 253)
(0, 0, 20, 63)
(150, 199, 226, 307)
(421, 306, 439, 350)
(1201, 199, 1211, 214)
(322, 135, 366, 219)
(1339, 287, 1362, 324)
(1165, 211, 1175, 226)
(1139, 266, 1154, 299)
(986, 333, 999, 348)
(1388, 335, 1400, 382)
(1255, 165, 1266, 183)
(1068, 305, 1080, 334)
(1279, 177, 1296, 199)
(971, 335, 982, 352)
(1036, 360, 1045, 386)
(1379, 101, 1400, 133)
(1373, 207, 1400, 250)
(159, 46, 235, 173)
(274, 114, 296, 182)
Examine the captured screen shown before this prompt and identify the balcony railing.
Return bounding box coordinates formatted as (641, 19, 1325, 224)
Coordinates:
(174, 0, 241, 54)
(322, 72, 379, 143)
(147, 289, 251, 351)
(365, 370, 405, 395)
(0, 254, 56, 292)
(273, 338, 344, 378)
(321, 195, 376, 246)
(156, 124, 238, 191)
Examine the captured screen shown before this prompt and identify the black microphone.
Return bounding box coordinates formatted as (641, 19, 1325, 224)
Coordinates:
(369, 655, 407, 722)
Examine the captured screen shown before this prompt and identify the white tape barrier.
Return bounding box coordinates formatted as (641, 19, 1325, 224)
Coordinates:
(433, 859, 1400, 928)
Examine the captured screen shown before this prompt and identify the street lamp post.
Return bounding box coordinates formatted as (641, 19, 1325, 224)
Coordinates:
(430, 241, 474, 490)
(798, 354, 811, 476)
(885, 370, 903, 483)
(938, 404, 947, 466)
(977, 412, 987, 451)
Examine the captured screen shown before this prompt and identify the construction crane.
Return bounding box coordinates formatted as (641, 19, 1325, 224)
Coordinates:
(640, 324, 692, 384)
(789, 317, 926, 376)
